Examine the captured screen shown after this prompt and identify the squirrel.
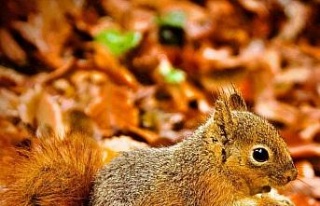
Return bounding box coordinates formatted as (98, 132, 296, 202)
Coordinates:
(0, 89, 297, 206)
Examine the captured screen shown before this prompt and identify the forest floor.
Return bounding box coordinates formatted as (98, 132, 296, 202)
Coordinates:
(0, 0, 320, 205)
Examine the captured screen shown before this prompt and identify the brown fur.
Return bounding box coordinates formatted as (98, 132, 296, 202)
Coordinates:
(91, 89, 297, 206)
(0, 132, 103, 206)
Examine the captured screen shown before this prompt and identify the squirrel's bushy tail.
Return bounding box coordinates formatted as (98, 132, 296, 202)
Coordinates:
(0, 132, 103, 206)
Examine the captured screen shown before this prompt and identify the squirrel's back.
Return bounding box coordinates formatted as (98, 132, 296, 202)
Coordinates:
(0, 132, 103, 206)
(91, 136, 226, 206)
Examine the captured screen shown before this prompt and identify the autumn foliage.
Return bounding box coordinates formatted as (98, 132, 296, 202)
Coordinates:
(0, 0, 320, 205)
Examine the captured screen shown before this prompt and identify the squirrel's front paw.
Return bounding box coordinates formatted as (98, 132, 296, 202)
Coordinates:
(259, 199, 294, 206)
(259, 189, 295, 206)
(234, 189, 295, 206)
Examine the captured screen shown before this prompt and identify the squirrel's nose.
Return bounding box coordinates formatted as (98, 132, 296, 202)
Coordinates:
(284, 162, 298, 184)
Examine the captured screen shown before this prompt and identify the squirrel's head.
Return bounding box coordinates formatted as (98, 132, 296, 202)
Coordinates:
(203, 89, 297, 195)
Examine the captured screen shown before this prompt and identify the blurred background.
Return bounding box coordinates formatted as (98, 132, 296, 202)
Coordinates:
(0, 0, 319, 204)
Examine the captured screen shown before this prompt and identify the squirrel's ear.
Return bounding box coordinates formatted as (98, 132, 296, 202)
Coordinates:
(213, 92, 236, 144)
(229, 92, 247, 111)
(227, 86, 247, 111)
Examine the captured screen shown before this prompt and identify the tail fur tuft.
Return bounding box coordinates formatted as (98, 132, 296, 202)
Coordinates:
(0, 132, 103, 206)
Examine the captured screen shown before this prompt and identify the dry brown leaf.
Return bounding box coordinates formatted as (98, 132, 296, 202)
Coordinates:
(18, 85, 65, 137)
(289, 143, 320, 158)
(12, 0, 72, 68)
(255, 99, 300, 126)
(86, 82, 139, 137)
(101, 135, 148, 152)
(0, 66, 26, 87)
(93, 43, 140, 89)
(0, 28, 27, 66)
(0, 89, 20, 118)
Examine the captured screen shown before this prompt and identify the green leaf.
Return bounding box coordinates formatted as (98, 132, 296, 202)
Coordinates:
(165, 68, 186, 84)
(157, 10, 186, 28)
(94, 29, 142, 56)
(159, 60, 186, 84)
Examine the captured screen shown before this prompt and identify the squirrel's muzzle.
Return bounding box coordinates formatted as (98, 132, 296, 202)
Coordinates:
(283, 161, 298, 184)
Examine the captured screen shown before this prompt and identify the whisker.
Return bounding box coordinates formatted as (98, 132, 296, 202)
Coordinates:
(290, 178, 316, 196)
(296, 178, 311, 187)
(285, 181, 304, 195)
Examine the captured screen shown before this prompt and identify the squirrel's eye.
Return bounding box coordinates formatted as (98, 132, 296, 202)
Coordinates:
(252, 148, 269, 162)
